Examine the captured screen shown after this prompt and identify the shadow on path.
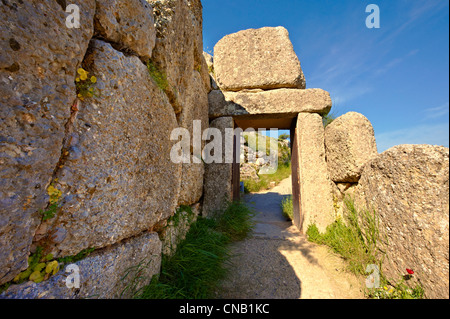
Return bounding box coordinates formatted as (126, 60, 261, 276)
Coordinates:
(216, 176, 365, 299)
(216, 179, 305, 299)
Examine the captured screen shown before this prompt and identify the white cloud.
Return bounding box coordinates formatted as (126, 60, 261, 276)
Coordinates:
(422, 102, 449, 120)
(375, 122, 449, 153)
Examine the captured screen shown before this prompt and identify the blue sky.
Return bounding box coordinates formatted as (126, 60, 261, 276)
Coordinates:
(202, 0, 449, 152)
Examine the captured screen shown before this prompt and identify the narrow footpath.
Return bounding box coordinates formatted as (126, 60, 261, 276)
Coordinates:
(216, 176, 365, 299)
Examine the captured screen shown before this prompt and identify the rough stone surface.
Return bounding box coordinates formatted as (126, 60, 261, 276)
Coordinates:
(34, 40, 181, 258)
(209, 89, 331, 118)
(94, 0, 156, 59)
(240, 163, 260, 181)
(353, 144, 449, 299)
(325, 112, 378, 183)
(0, 0, 96, 285)
(160, 203, 200, 257)
(148, 0, 209, 112)
(178, 163, 204, 206)
(202, 117, 234, 217)
(295, 113, 334, 233)
(203, 51, 214, 72)
(1, 232, 161, 299)
(214, 27, 306, 91)
(177, 71, 209, 205)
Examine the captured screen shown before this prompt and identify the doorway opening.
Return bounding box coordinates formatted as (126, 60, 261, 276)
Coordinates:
(231, 116, 303, 231)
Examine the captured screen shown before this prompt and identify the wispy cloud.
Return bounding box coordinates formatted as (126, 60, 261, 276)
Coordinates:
(422, 102, 450, 120)
(375, 122, 449, 153)
(306, 0, 446, 106)
(380, 0, 448, 44)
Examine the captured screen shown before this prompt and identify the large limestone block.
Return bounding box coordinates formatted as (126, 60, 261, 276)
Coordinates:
(295, 113, 334, 233)
(354, 145, 449, 299)
(209, 88, 332, 118)
(202, 117, 234, 217)
(148, 0, 209, 112)
(0, 0, 95, 285)
(177, 71, 209, 205)
(94, 0, 156, 59)
(325, 112, 378, 183)
(1, 232, 161, 299)
(214, 27, 306, 91)
(33, 40, 181, 258)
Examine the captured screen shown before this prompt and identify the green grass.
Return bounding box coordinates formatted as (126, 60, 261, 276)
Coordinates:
(322, 110, 338, 128)
(135, 201, 255, 299)
(243, 162, 291, 193)
(306, 197, 424, 299)
(147, 60, 169, 92)
(306, 197, 380, 276)
(281, 195, 293, 221)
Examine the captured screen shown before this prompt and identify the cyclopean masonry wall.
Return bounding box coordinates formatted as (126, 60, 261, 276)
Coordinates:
(0, 0, 210, 298)
(1, 1, 448, 299)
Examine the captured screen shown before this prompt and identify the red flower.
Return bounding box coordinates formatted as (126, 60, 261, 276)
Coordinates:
(406, 269, 414, 275)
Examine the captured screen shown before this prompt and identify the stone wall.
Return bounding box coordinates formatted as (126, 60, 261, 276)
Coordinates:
(325, 113, 449, 299)
(0, 0, 210, 298)
(353, 145, 449, 299)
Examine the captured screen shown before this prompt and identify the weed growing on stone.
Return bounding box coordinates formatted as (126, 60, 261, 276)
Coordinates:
(75, 68, 98, 100)
(367, 275, 425, 299)
(147, 60, 169, 92)
(322, 110, 338, 128)
(6, 247, 59, 286)
(57, 247, 95, 265)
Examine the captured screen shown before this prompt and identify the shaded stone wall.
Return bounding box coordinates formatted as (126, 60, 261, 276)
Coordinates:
(1, 0, 210, 298)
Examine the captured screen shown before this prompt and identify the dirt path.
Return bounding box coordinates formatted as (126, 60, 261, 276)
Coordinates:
(216, 176, 365, 299)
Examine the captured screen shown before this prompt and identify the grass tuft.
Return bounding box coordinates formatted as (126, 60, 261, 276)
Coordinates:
(281, 195, 293, 221)
(135, 201, 254, 299)
(147, 60, 169, 92)
(306, 196, 425, 299)
(243, 162, 291, 193)
(306, 197, 380, 276)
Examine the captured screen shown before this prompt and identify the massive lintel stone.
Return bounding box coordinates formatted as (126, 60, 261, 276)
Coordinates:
(214, 27, 306, 91)
(209, 88, 332, 119)
(33, 40, 181, 258)
(1, 232, 161, 299)
(94, 0, 156, 59)
(325, 112, 378, 183)
(353, 144, 449, 299)
(0, 0, 95, 285)
(294, 113, 335, 233)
